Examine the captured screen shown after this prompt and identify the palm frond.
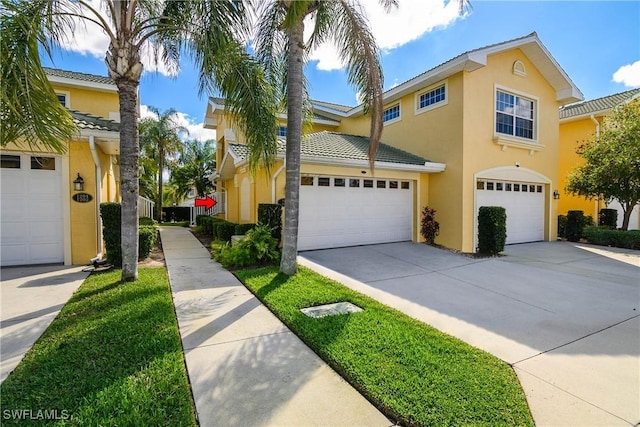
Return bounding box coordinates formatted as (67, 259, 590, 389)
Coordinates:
(1, 0, 78, 152)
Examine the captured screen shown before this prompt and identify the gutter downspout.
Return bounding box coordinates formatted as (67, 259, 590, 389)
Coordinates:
(89, 137, 103, 259)
(271, 162, 285, 203)
(590, 114, 601, 222)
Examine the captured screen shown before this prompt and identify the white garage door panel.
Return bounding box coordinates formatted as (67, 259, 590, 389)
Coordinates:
(0, 155, 64, 266)
(477, 180, 544, 245)
(299, 177, 412, 250)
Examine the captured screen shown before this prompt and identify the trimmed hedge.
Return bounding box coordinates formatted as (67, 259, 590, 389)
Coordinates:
(258, 203, 282, 242)
(139, 216, 156, 226)
(566, 210, 584, 242)
(138, 225, 158, 259)
(477, 206, 506, 255)
(100, 203, 158, 266)
(584, 227, 640, 250)
(557, 215, 567, 239)
(235, 223, 257, 235)
(599, 209, 618, 229)
(215, 221, 237, 242)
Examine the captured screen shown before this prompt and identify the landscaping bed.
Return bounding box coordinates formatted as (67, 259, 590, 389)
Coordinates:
(236, 266, 534, 427)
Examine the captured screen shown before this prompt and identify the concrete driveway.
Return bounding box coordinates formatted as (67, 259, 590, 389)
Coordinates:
(299, 241, 640, 427)
(1, 265, 89, 383)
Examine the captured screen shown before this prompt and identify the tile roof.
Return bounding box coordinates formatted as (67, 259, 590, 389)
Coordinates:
(69, 110, 120, 132)
(44, 67, 115, 86)
(559, 88, 640, 119)
(310, 99, 353, 112)
(229, 131, 429, 166)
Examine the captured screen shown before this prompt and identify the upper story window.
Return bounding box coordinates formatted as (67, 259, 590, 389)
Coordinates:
(417, 84, 446, 111)
(382, 103, 400, 124)
(277, 126, 287, 137)
(496, 90, 535, 140)
(56, 91, 70, 108)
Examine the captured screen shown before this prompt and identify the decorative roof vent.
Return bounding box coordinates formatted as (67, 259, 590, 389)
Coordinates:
(513, 60, 527, 77)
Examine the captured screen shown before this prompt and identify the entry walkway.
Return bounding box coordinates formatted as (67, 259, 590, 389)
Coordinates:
(160, 227, 390, 427)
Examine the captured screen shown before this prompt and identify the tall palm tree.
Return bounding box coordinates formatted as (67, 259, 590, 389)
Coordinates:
(139, 107, 186, 222)
(255, 0, 469, 275)
(170, 139, 217, 199)
(254, 0, 395, 275)
(1, 0, 278, 281)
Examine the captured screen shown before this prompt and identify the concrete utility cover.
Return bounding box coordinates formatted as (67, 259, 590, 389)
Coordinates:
(301, 302, 363, 318)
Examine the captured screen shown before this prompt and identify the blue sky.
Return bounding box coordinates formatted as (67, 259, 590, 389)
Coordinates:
(40, 1, 640, 141)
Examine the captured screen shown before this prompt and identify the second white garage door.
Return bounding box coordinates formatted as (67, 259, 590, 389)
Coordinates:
(299, 176, 413, 250)
(476, 179, 544, 244)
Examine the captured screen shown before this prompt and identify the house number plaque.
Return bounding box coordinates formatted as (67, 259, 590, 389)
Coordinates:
(73, 193, 93, 203)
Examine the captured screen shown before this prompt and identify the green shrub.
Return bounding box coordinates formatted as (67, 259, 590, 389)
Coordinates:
(557, 215, 567, 238)
(195, 215, 209, 227)
(100, 203, 158, 265)
(258, 203, 282, 242)
(235, 223, 257, 235)
(139, 216, 156, 226)
(599, 208, 618, 229)
(215, 221, 237, 242)
(215, 225, 280, 269)
(566, 210, 584, 242)
(584, 227, 640, 249)
(100, 203, 122, 266)
(477, 206, 506, 255)
(138, 225, 158, 259)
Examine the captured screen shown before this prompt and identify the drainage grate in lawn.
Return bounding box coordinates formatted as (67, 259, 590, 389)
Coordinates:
(301, 302, 363, 318)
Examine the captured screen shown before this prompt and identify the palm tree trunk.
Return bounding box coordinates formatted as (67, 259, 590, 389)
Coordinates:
(280, 18, 305, 276)
(117, 79, 140, 281)
(158, 145, 164, 222)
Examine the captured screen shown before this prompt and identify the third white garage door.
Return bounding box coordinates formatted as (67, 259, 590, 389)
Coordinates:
(298, 176, 413, 250)
(476, 179, 544, 244)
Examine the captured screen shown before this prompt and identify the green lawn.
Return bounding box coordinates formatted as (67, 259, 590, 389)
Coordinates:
(236, 266, 534, 427)
(0, 268, 196, 426)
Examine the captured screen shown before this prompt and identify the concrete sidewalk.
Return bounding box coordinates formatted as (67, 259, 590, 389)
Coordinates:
(160, 227, 390, 427)
(1, 265, 89, 383)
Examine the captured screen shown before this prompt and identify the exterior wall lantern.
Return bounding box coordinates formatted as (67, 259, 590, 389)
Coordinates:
(73, 173, 84, 191)
(553, 190, 560, 200)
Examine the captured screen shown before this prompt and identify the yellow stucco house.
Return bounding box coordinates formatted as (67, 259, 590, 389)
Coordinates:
(0, 68, 122, 266)
(206, 32, 583, 253)
(558, 88, 640, 229)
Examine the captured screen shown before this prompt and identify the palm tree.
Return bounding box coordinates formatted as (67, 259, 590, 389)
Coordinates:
(1, 0, 278, 281)
(255, 0, 470, 275)
(254, 0, 396, 275)
(139, 107, 186, 222)
(170, 139, 217, 200)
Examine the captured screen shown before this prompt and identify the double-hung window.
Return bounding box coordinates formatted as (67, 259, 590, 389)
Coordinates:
(382, 103, 400, 124)
(277, 126, 287, 137)
(496, 90, 535, 140)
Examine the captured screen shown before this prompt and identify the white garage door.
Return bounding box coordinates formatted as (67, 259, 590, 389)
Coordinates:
(476, 179, 544, 244)
(299, 176, 413, 250)
(1, 154, 64, 266)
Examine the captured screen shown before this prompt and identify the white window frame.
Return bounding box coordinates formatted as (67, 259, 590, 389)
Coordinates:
(56, 91, 71, 108)
(493, 84, 542, 152)
(415, 81, 448, 115)
(382, 103, 401, 126)
(277, 125, 287, 137)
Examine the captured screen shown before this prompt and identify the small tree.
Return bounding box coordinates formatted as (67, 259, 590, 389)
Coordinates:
(420, 206, 440, 244)
(566, 98, 640, 230)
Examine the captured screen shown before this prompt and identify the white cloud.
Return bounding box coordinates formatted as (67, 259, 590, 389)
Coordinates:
(307, 0, 467, 71)
(613, 60, 640, 88)
(58, 0, 176, 77)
